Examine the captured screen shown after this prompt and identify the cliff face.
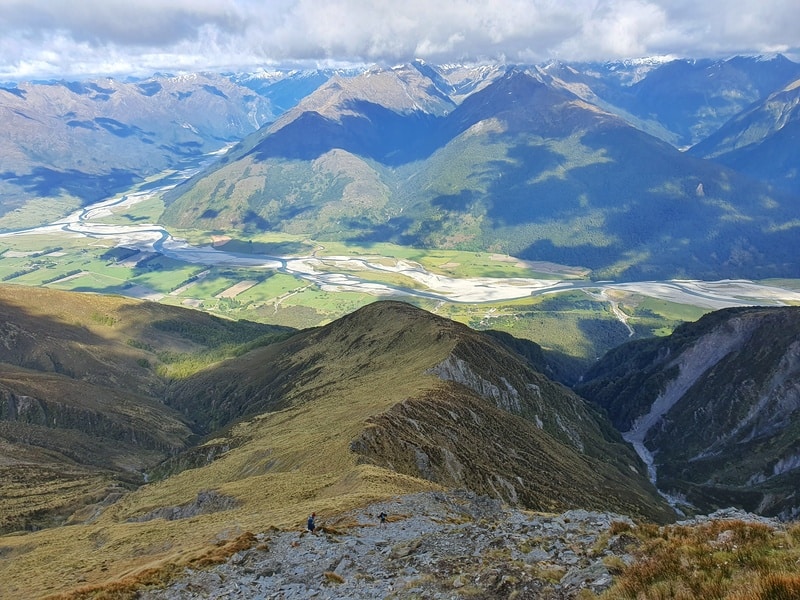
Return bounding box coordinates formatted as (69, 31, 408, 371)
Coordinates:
(577, 306, 800, 518)
(350, 384, 673, 523)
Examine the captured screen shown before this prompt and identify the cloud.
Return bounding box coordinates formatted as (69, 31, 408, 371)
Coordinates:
(0, 0, 798, 80)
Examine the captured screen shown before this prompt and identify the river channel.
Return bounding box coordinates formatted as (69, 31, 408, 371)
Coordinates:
(2, 156, 800, 309)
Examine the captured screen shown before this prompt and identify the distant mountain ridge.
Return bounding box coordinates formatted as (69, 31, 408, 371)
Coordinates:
(563, 54, 800, 148)
(0, 69, 339, 225)
(689, 77, 800, 194)
(162, 58, 800, 280)
(3, 55, 800, 280)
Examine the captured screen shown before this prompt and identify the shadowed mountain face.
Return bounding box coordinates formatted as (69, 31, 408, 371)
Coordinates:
(576, 306, 800, 519)
(162, 61, 800, 281)
(542, 55, 800, 147)
(689, 78, 800, 195)
(604, 56, 800, 148)
(0, 285, 290, 532)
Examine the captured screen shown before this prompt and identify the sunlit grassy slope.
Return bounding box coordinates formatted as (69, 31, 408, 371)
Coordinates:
(0, 296, 671, 599)
(0, 285, 292, 535)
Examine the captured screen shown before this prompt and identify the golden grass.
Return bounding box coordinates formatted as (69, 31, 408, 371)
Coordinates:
(43, 532, 258, 600)
(600, 519, 800, 600)
(323, 571, 345, 584)
(0, 363, 445, 599)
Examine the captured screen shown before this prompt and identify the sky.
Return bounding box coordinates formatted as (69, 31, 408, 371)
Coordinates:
(1, 0, 798, 80)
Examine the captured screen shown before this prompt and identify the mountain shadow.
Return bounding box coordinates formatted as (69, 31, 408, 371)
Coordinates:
(1, 166, 139, 204)
(248, 101, 447, 166)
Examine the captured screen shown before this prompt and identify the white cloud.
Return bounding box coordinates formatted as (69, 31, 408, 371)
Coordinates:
(0, 0, 798, 80)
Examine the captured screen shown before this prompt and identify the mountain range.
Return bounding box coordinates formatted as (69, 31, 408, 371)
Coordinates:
(2, 55, 799, 281)
(160, 56, 800, 281)
(2, 54, 800, 598)
(0, 286, 674, 597)
(0, 69, 342, 226)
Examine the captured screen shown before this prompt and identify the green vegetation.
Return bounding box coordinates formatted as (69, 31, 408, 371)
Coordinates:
(4, 223, 798, 364)
(2, 186, 798, 366)
(146, 314, 295, 378)
(0, 196, 83, 231)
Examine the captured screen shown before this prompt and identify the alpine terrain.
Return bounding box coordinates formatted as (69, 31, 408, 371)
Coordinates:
(577, 306, 800, 519)
(0, 287, 685, 598)
(160, 57, 800, 281)
(1, 53, 800, 600)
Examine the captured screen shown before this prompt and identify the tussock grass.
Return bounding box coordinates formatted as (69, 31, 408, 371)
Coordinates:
(44, 564, 186, 600)
(530, 564, 567, 584)
(44, 532, 257, 600)
(323, 571, 345, 584)
(601, 519, 800, 600)
(608, 520, 634, 536)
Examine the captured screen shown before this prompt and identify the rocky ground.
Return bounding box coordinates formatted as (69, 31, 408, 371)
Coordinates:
(137, 491, 779, 599)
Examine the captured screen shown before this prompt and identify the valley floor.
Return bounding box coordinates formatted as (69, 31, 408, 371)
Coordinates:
(4, 202, 800, 308)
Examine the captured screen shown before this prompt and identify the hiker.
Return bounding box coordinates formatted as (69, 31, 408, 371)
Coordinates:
(307, 512, 316, 533)
(378, 511, 387, 527)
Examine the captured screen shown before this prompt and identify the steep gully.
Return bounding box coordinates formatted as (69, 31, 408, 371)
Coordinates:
(621, 320, 756, 512)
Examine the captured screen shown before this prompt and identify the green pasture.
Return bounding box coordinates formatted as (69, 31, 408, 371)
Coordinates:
(626, 295, 709, 333)
(443, 292, 629, 357)
(50, 271, 132, 293)
(761, 278, 800, 293)
(172, 271, 243, 299)
(128, 258, 203, 294)
(237, 272, 301, 298)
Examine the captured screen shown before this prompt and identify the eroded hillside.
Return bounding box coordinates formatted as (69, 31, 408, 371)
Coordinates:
(577, 306, 800, 518)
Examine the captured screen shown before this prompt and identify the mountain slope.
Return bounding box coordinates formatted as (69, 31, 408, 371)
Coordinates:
(689, 78, 800, 194)
(576, 306, 800, 518)
(0, 365, 191, 533)
(0, 295, 672, 598)
(0, 70, 336, 229)
(164, 300, 670, 521)
(162, 64, 800, 281)
(555, 55, 800, 148)
(0, 285, 290, 533)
